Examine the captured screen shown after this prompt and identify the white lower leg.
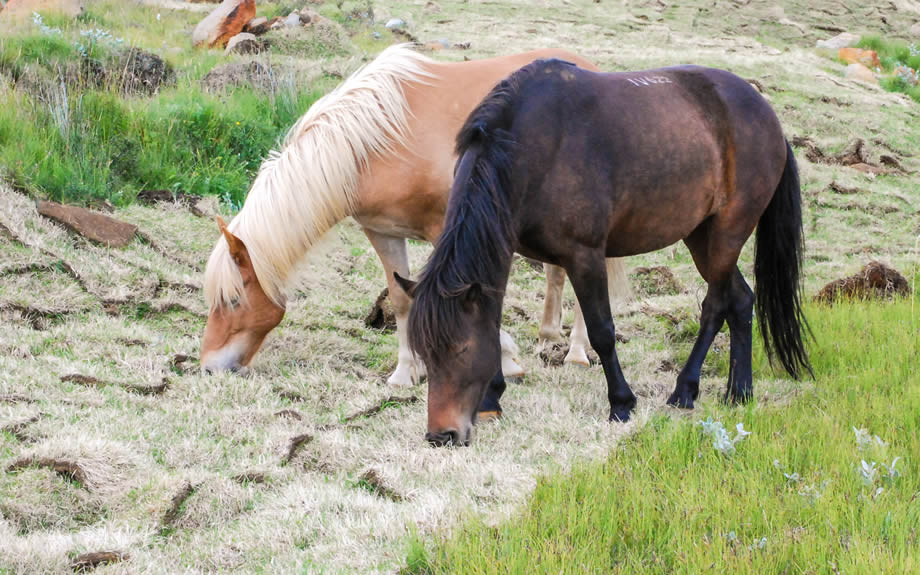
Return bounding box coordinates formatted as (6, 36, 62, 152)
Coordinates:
(538, 263, 566, 342)
(387, 314, 426, 386)
(564, 300, 591, 366)
(500, 329, 525, 377)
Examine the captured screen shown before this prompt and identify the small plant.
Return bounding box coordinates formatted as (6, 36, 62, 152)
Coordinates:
(32, 12, 62, 36)
(699, 418, 751, 456)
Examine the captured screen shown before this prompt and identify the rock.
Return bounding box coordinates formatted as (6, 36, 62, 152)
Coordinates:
(201, 60, 272, 92)
(385, 18, 406, 29)
(283, 11, 301, 28)
(910, 22, 920, 37)
(815, 261, 910, 303)
(424, 1, 441, 12)
(119, 48, 174, 95)
(845, 63, 878, 85)
(192, 0, 256, 48)
(838, 47, 881, 69)
(37, 200, 137, 248)
(225, 32, 261, 55)
(243, 16, 271, 35)
(815, 32, 860, 51)
(299, 10, 314, 24)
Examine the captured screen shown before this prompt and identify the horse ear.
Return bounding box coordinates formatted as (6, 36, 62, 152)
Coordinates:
(216, 216, 248, 265)
(393, 272, 417, 299)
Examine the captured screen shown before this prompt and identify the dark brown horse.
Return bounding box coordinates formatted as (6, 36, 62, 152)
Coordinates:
(396, 59, 811, 446)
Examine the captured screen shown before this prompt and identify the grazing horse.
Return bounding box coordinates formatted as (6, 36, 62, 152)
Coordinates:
(199, 45, 630, 398)
(397, 59, 812, 446)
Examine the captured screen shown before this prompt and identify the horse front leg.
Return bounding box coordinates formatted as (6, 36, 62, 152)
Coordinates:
(363, 229, 425, 387)
(567, 253, 637, 422)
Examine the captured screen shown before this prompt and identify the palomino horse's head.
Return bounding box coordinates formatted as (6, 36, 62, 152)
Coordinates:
(395, 274, 502, 447)
(200, 217, 285, 374)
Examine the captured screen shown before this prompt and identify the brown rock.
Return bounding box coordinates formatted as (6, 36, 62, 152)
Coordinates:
(37, 200, 137, 248)
(838, 47, 881, 69)
(224, 32, 262, 55)
(192, 0, 256, 48)
(243, 16, 275, 35)
(815, 261, 910, 303)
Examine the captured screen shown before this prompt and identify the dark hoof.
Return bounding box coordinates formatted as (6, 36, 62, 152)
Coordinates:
(608, 397, 637, 423)
(667, 390, 696, 409)
(476, 410, 502, 423)
(723, 388, 753, 405)
(425, 430, 468, 447)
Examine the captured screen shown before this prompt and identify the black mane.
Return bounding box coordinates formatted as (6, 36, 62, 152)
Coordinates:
(409, 60, 571, 364)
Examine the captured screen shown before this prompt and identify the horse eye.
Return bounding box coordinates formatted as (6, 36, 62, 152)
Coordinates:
(228, 297, 241, 309)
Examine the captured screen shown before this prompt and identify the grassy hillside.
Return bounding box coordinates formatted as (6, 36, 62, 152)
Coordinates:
(0, 0, 918, 573)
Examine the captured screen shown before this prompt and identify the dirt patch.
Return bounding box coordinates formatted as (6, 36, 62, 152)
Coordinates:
(169, 353, 195, 374)
(8, 456, 88, 484)
(827, 181, 866, 195)
(364, 287, 396, 331)
(631, 266, 683, 296)
(161, 481, 197, 527)
(356, 468, 405, 502)
(201, 59, 275, 92)
(343, 395, 419, 422)
(283, 433, 314, 464)
(61, 374, 107, 389)
(792, 136, 903, 174)
(232, 471, 267, 484)
(71, 551, 127, 572)
(274, 409, 303, 420)
(815, 261, 910, 303)
(1, 414, 41, 441)
(0, 393, 34, 404)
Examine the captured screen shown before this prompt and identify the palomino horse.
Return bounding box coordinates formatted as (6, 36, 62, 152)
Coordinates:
(200, 45, 630, 395)
(398, 59, 812, 446)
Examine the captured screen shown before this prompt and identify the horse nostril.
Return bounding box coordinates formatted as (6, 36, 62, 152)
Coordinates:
(425, 430, 464, 447)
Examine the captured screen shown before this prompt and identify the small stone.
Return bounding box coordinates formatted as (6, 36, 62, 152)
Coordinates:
(844, 63, 878, 85)
(224, 32, 261, 55)
(283, 12, 302, 28)
(37, 201, 137, 248)
(815, 32, 860, 52)
(910, 23, 920, 37)
(385, 18, 406, 29)
(838, 47, 881, 69)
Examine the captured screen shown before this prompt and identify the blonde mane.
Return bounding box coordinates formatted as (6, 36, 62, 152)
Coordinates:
(204, 44, 435, 309)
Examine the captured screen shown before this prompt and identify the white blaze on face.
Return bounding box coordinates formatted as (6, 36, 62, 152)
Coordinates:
(200, 336, 250, 374)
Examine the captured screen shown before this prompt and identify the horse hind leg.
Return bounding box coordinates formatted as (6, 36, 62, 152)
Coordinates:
(724, 268, 754, 403)
(564, 258, 630, 366)
(538, 263, 567, 342)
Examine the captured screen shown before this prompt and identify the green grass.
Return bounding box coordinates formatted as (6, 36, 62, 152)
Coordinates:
(0, 1, 364, 206)
(856, 35, 920, 103)
(409, 296, 920, 573)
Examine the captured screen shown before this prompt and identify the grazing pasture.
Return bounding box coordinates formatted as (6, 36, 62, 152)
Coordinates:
(1, 0, 918, 573)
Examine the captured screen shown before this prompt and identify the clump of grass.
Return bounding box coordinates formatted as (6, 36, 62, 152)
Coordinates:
(856, 35, 920, 102)
(410, 296, 920, 573)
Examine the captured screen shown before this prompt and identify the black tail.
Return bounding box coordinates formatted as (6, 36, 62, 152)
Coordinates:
(754, 140, 813, 379)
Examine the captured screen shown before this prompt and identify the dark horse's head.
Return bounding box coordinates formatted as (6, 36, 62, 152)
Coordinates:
(395, 80, 521, 446)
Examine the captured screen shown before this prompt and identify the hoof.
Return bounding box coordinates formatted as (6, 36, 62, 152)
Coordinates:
(609, 409, 632, 423)
(723, 388, 753, 405)
(609, 397, 637, 423)
(501, 356, 526, 378)
(563, 347, 590, 367)
(538, 329, 564, 343)
(386, 361, 424, 387)
(666, 391, 696, 409)
(476, 410, 502, 423)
